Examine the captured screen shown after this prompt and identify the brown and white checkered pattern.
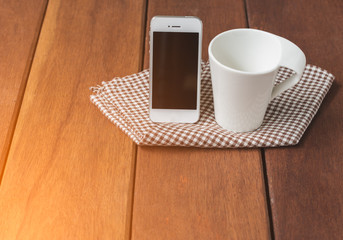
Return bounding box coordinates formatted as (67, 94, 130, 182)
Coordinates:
(90, 62, 334, 148)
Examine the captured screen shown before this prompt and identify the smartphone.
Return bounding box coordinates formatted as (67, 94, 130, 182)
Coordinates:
(149, 16, 202, 123)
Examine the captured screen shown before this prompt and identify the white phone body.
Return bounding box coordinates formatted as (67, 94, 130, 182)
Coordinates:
(149, 16, 202, 123)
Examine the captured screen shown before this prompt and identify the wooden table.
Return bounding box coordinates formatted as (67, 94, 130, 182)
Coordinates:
(0, 0, 342, 239)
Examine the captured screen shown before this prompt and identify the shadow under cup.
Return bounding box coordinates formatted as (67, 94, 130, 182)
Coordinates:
(208, 29, 283, 132)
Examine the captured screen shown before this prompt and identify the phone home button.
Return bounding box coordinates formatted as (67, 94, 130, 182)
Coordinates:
(170, 114, 177, 122)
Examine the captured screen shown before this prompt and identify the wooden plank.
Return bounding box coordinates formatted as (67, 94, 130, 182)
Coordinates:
(133, 148, 271, 239)
(132, 0, 271, 239)
(0, 0, 48, 182)
(0, 0, 145, 239)
(246, 0, 343, 239)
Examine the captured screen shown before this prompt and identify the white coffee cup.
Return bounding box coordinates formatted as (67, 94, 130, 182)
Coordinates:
(208, 28, 306, 132)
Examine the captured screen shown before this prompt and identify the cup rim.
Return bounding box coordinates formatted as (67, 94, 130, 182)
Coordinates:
(208, 28, 281, 75)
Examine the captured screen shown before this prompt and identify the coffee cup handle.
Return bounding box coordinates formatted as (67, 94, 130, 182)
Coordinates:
(271, 36, 306, 100)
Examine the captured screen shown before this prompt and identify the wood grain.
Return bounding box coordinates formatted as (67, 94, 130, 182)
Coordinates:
(0, 0, 48, 182)
(132, 0, 271, 239)
(133, 148, 270, 240)
(0, 0, 145, 239)
(247, 0, 343, 239)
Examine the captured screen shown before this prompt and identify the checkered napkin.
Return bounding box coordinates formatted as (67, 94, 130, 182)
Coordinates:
(90, 62, 334, 148)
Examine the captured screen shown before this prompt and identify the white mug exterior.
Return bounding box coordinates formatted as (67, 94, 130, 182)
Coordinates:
(208, 29, 306, 132)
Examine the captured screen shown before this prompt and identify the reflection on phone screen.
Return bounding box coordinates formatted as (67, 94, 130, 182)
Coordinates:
(152, 32, 199, 109)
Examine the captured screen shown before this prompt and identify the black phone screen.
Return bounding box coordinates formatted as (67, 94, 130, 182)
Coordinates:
(152, 32, 199, 109)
